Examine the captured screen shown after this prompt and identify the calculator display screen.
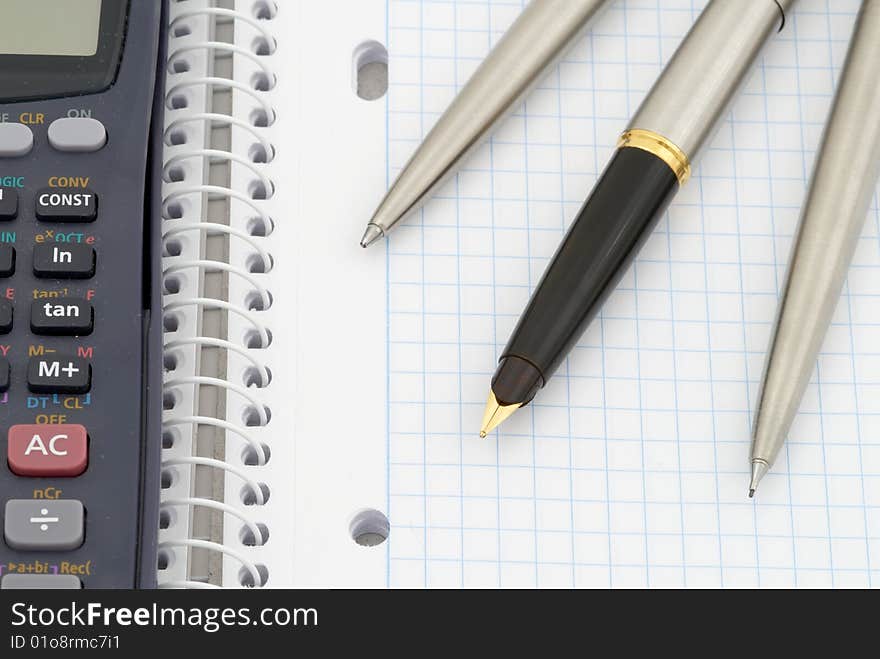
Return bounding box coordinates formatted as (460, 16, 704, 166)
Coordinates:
(0, 0, 128, 102)
(0, 0, 103, 57)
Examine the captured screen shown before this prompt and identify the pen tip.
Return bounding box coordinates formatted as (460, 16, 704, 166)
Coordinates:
(749, 489, 755, 499)
(360, 224, 384, 248)
(479, 389, 522, 438)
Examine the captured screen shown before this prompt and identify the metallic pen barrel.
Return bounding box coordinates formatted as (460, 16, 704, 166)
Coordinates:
(750, 0, 880, 496)
(627, 0, 793, 165)
(482, 0, 796, 437)
(361, 0, 612, 247)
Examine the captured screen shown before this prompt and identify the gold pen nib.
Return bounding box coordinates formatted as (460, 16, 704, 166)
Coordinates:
(479, 390, 522, 438)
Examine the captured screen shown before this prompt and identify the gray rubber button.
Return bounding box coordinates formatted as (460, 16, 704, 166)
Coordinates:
(4, 500, 84, 551)
(1, 575, 81, 589)
(0, 123, 34, 157)
(48, 117, 107, 152)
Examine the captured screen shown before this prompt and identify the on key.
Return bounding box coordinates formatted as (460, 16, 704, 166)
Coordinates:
(33, 244, 95, 278)
(35, 187, 97, 222)
(31, 298, 93, 336)
(0, 187, 18, 221)
(27, 355, 91, 394)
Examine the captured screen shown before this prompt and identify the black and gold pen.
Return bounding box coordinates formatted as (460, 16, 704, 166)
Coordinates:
(481, 0, 798, 437)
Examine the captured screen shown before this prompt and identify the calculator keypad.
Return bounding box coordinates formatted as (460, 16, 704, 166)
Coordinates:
(0, 0, 163, 589)
(1, 139, 108, 586)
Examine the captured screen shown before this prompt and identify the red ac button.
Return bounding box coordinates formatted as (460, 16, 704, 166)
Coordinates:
(7, 424, 88, 477)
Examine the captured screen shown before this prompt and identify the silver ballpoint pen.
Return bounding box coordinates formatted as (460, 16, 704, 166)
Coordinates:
(360, 0, 613, 248)
(750, 0, 880, 497)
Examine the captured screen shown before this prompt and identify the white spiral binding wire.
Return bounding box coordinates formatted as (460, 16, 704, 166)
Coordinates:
(159, 0, 278, 589)
(163, 416, 269, 464)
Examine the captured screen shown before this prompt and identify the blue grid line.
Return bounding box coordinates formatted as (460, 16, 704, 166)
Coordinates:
(453, 0, 466, 587)
(761, 40, 798, 583)
(485, 0, 502, 588)
(386, 468, 880, 481)
(726, 30, 762, 586)
(590, 18, 615, 589)
(518, 0, 540, 589)
(385, 525, 880, 540)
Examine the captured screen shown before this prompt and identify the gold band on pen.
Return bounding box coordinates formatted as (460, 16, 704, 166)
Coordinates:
(618, 129, 692, 186)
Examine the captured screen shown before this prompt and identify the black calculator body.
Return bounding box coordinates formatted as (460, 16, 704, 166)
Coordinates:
(0, 1, 167, 589)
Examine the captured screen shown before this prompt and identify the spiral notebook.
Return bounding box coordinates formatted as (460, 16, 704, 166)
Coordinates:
(159, 0, 879, 589)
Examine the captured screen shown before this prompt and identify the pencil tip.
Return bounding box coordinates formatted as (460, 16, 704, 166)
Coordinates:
(479, 389, 522, 438)
(360, 224, 384, 248)
(749, 460, 768, 499)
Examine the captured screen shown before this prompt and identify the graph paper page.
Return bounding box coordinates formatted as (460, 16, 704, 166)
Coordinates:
(379, 0, 880, 588)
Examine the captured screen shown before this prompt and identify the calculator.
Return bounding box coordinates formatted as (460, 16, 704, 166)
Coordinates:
(0, 1, 166, 589)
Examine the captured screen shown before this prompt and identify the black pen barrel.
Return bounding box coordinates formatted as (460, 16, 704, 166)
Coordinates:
(482, 0, 796, 433)
(493, 147, 679, 404)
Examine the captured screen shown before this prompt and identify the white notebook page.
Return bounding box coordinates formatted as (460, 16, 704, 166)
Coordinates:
(377, 0, 879, 588)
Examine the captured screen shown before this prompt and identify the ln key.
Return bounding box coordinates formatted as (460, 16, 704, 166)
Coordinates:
(33, 243, 96, 278)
